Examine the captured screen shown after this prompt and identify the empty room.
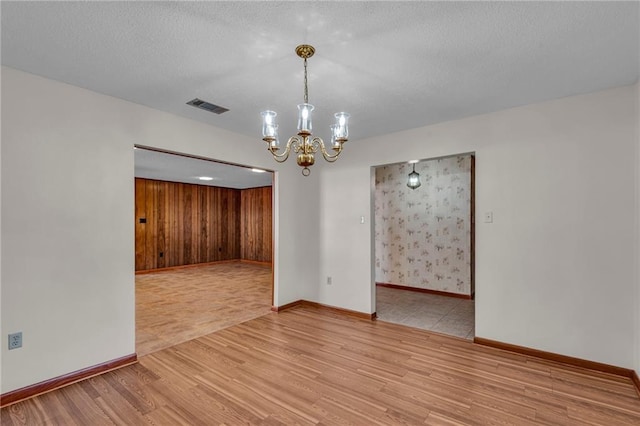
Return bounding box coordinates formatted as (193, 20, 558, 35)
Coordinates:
(134, 148, 274, 356)
(2, 1, 639, 424)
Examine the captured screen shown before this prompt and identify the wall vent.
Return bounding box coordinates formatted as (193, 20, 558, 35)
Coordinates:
(186, 98, 229, 114)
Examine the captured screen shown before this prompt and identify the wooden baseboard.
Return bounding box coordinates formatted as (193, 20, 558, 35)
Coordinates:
(271, 300, 304, 312)
(135, 259, 240, 274)
(0, 353, 137, 408)
(299, 300, 376, 320)
(136, 259, 272, 274)
(272, 300, 375, 320)
(632, 370, 640, 398)
(474, 337, 635, 380)
(376, 282, 472, 300)
(240, 259, 272, 267)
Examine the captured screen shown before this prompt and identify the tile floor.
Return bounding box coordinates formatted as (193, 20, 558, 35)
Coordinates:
(375, 286, 475, 340)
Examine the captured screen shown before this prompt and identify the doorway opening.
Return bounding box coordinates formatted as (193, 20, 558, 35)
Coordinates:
(134, 147, 275, 356)
(373, 153, 475, 339)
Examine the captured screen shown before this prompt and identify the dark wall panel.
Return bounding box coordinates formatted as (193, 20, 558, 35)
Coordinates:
(135, 178, 242, 271)
(240, 186, 273, 263)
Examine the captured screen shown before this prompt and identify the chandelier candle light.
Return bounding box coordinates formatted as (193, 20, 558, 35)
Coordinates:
(261, 45, 350, 176)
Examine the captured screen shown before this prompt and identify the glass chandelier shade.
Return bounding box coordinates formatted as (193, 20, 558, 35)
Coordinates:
(261, 110, 277, 138)
(260, 44, 350, 176)
(407, 163, 421, 190)
(297, 103, 314, 133)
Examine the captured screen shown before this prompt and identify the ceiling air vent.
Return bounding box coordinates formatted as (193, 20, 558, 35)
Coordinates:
(186, 98, 229, 114)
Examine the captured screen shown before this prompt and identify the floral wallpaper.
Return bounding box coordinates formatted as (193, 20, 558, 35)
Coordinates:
(375, 155, 472, 295)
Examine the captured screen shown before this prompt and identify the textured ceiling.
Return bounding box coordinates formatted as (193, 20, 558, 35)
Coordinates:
(2, 1, 638, 171)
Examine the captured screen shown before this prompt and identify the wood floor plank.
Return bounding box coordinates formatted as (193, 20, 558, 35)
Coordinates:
(32, 391, 82, 426)
(2, 303, 640, 425)
(52, 384, 113, 425)
(136, 261, 272, 356)
(313, 395, 389, 426)
(1, 399, 51, 426)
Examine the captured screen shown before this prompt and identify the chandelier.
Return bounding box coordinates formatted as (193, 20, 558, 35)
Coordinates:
(407, 161, 421, 190)
(261, 45, 350, 176)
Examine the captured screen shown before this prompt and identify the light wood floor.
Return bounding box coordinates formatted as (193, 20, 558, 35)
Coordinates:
(136, 261, 272, 356)
(3, 305, 639, 425)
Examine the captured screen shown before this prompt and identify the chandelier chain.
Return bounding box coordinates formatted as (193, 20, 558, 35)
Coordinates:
(303, 58, 309, 104)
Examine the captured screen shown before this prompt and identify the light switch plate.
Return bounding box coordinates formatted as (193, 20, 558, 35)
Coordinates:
(484, 212, 493, 223)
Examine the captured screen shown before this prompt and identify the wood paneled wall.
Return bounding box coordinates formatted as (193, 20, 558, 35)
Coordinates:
(240, 186, 273, 263)
(135, 179, 273, 271)
(135, 178, 241, 271)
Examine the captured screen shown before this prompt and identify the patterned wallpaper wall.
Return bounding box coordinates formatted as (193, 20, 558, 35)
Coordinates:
(375, 155, 472, 295)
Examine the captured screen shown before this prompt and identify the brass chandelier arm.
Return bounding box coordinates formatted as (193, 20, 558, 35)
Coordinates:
(316, 137, 345, 162)
(266, 136, 300, 163)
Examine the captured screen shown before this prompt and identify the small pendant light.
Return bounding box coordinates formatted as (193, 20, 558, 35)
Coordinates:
(407, 162, 421, 190)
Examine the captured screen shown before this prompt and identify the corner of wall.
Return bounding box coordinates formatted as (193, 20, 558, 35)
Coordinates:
(634, 81, 640, 377)
(272, 165, 321, 306)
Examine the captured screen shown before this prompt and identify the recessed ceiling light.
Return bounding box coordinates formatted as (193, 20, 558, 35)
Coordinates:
(408, 160, 419, 164)
(198, 176, 214, 181)
(251, 168, 266, 173)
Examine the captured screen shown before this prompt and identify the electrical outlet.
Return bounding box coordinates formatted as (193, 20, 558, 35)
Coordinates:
(8, 332, 22, 350)
(327, 276, 332, 285)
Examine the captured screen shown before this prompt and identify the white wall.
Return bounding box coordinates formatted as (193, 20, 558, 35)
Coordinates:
(316, 84, 639, 369)
(0, 66, 4, 390)
(316, 166, 373, 312)
(635, 81, 640, 377)
(0, 67, 316, 393)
